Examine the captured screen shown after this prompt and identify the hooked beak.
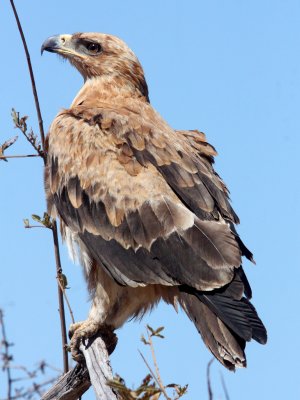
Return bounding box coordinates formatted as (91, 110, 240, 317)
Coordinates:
(41, 35, 62, 55)
(41, 34, 77, 57)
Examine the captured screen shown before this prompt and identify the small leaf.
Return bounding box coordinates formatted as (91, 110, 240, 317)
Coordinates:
(42, 212, 53, 228)
(147, 325, 155, 336)
(31, 214, 41, 223)
(155, 334, 165, 339)
(59, 274, 69, 289)
(141, 335, 150, 346)
(23, 219, 30, 228)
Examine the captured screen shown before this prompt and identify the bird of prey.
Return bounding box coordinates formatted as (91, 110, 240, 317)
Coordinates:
(42, 32, 267, 370)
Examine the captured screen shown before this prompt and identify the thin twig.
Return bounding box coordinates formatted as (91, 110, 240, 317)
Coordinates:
(9, 362, 62, 376)
(206, 358, 214, 400)
(138, 351, 164, 393)
(57, 277, 76, 324)
(0, 154, 40, 159)
(9, 0, 69, 373)
(0, 310, 13, 400)
(0, 135, 18, 150)
(9, 0, 45, 152)
(0, 377, 58, 400)
(0, 135, 18, 161)
(219, 371, 230, 400)
(146, 326, 168, 398)
(138, 350, 170, 400)
(52, 221, 69, 372)
(24, 225, 48, 229)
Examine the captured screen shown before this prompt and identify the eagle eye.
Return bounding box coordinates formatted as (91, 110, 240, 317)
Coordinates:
(85, 42, 102, 54)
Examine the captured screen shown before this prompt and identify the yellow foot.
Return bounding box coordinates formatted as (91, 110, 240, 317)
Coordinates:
(69, 320, 117, 362)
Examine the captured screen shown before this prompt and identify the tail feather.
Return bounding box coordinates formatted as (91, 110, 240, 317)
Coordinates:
(179, 270, 267, 370)
(198, 293, 267, 344)
(179, 292, 246, 370)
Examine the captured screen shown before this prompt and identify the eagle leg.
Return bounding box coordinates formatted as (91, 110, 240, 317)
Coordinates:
(69, 320, 117, 361)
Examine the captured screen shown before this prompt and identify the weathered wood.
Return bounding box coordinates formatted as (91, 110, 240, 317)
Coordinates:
(80, 335, 119, 400)
(42, 334, 118, 400)
(41, 363, 90, 400)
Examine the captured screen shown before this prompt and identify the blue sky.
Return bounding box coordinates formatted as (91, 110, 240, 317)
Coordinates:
(1, 0, 299, 399)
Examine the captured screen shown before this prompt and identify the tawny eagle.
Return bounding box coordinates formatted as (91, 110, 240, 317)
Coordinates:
(41, 32, 267, 370)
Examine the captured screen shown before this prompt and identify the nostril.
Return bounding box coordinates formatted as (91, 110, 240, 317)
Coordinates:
(61, 37, 66, 44)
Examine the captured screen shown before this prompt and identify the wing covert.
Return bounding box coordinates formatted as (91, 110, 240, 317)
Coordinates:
(45, 104, 245, 290)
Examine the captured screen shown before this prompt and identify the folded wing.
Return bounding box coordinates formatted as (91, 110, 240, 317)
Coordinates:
(45, 104, 245, 291)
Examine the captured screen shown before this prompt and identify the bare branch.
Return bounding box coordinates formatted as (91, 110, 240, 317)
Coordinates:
(41, 364, 91, 400)
(9, 0, 69, 373)
(0, 154, 40, 160)
(0, 309, 13, 400)
(0, 377, 58, 400)
(11, 109, 44, 159)
(80, 335, 119, 399)
(146, 326, 170, 400)
(52, 221, 69, 372)
(138, 350, 162, 395)
(219, 371, 230, 400)
(206, 358, 214, 400)
(57, 277, 76, 325)
(42, 334, 119, 400)
(9, 0, 45, 151)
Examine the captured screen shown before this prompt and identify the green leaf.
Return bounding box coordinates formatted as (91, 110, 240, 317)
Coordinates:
(155, 334, 165, 339)
(59, 274, 69, 289)
(147, 325, 155, 336)
(31, 214, 41, 222)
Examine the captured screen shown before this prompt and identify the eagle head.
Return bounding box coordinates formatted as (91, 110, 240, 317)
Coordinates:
(41, 32, 149, 101)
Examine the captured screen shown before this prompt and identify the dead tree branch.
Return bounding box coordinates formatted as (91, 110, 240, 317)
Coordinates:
(41, 334, 119, 400)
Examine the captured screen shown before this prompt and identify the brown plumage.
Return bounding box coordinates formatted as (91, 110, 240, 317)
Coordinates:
(42, 32, 267, 370)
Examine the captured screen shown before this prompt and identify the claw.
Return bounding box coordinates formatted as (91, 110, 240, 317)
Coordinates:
(69, 321, 85, 339)
(68, 320, 117, 361)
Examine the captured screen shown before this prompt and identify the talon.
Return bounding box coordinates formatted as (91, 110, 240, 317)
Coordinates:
(69, 319, 101, 361)
(68, 320, 118, 361)
(101, 329, 118, 355)
(69, 321, 85, 339)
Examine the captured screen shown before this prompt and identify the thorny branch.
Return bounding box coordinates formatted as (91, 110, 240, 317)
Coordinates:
(9, 0, 69, 373)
